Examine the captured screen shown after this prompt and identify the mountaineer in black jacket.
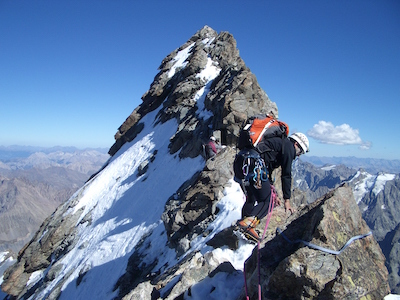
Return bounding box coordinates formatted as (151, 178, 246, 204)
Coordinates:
(234, 132, 309, 241)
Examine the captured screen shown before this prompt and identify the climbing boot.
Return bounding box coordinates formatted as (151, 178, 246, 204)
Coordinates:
(243, 227, 261, 242)
(237, 216, 260, 241)
(237, 216, 259, 229)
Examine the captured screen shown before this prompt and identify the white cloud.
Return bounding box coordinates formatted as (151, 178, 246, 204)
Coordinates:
(307, 121, 371, 150)
(359, 141, 372, 150)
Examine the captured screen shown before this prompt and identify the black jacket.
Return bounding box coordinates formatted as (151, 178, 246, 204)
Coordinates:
(256, 137, 296, 200)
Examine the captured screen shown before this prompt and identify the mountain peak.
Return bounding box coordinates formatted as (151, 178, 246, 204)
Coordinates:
(108, 26, 277, 157)
(1, 26, 391, 299)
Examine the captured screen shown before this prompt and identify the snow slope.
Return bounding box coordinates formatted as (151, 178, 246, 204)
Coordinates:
(0, 252, 15, 299)
(17, 48, 255, 299)
(29, 106, 253, 299)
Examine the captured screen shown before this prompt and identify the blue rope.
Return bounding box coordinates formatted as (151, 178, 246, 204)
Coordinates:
(276, 227, 372, 255)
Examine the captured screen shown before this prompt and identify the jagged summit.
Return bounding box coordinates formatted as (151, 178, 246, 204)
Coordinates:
(109, 25, 277, 157)
(1, 26, 391, 299)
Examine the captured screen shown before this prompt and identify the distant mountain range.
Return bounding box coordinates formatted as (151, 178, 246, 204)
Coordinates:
(0, 145, 108, 161)
(301, 155, 400, 174)
(0, 146, 109, 253)
(0, 145, 109, 174)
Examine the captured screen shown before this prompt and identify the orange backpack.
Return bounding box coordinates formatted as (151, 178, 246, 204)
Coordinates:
(238, 114, 289, 150)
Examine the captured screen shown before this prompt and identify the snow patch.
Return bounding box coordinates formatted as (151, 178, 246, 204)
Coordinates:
(190, 179, 254, 270)
(384, 295, 400, 300)
(27, 270, 44, 287)
(351, 171, 395, 203)
(0, 253, 16, 299)
(0, 252, 8, 262)
(202, 37, 215, 47)
(184, 271, 243, 299)
(372, 173, 395, 196)
(351, 171, 375, 203)
(321, 165, 336, 171)
(168, 42, 195, 78)
(195, 57, 221, 120)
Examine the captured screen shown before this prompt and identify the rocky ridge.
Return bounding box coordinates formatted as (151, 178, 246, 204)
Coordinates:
(1, 26, 391, 299)
(293, 160, 400, 293)
(241, 184, 389, 299)
(109, 25, 278, 158)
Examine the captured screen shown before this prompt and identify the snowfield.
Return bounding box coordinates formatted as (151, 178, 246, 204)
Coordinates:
(19, 50, 255, 300)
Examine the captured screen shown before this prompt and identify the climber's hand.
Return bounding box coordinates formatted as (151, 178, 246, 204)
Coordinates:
(284, 199, 295, 214)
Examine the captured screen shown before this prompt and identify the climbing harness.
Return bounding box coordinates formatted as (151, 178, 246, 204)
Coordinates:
(276, 227, 372, 255)
(240, 153, 268, 190)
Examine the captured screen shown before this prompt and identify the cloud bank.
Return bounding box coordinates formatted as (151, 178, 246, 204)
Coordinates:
(307, 121, 371, 150)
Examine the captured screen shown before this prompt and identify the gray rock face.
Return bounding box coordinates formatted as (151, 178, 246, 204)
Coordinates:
(0, 26, 391, 300)
(294, 161, 400, 294)
(360, 176, 400, 241)
(358, 175, 400, 294)
(242, 184, 390, 299)
(387, 223, 400, 294)
(161, 147, 236, 255)
(292, 159, 356, 202)
(1, 190, 86, 298)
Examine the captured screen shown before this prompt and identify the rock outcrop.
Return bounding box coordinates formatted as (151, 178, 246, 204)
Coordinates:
(161, 147, 236, 255)
(241, 184, 390, 299)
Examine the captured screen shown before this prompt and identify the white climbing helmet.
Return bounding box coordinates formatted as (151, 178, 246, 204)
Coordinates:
(289, 132, 310, 154)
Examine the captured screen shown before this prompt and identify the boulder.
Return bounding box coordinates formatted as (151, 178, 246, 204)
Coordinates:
(241, 184, 390, 299)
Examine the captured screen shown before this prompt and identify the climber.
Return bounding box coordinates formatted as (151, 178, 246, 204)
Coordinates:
(234, 132, 310, 241)
(205, 136, 223, 159)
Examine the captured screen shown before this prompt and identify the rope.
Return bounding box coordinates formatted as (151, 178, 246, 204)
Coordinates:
(243, 263, 249, 300)
(257, 186, 276, 300)
(261, 185, 277, 241)
(276, 228, 372, 255)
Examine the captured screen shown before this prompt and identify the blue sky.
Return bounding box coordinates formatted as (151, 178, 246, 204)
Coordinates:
(1, 1, 399, 159)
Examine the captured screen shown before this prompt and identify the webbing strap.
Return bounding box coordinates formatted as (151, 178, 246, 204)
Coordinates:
(276, 227, 372, 255)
